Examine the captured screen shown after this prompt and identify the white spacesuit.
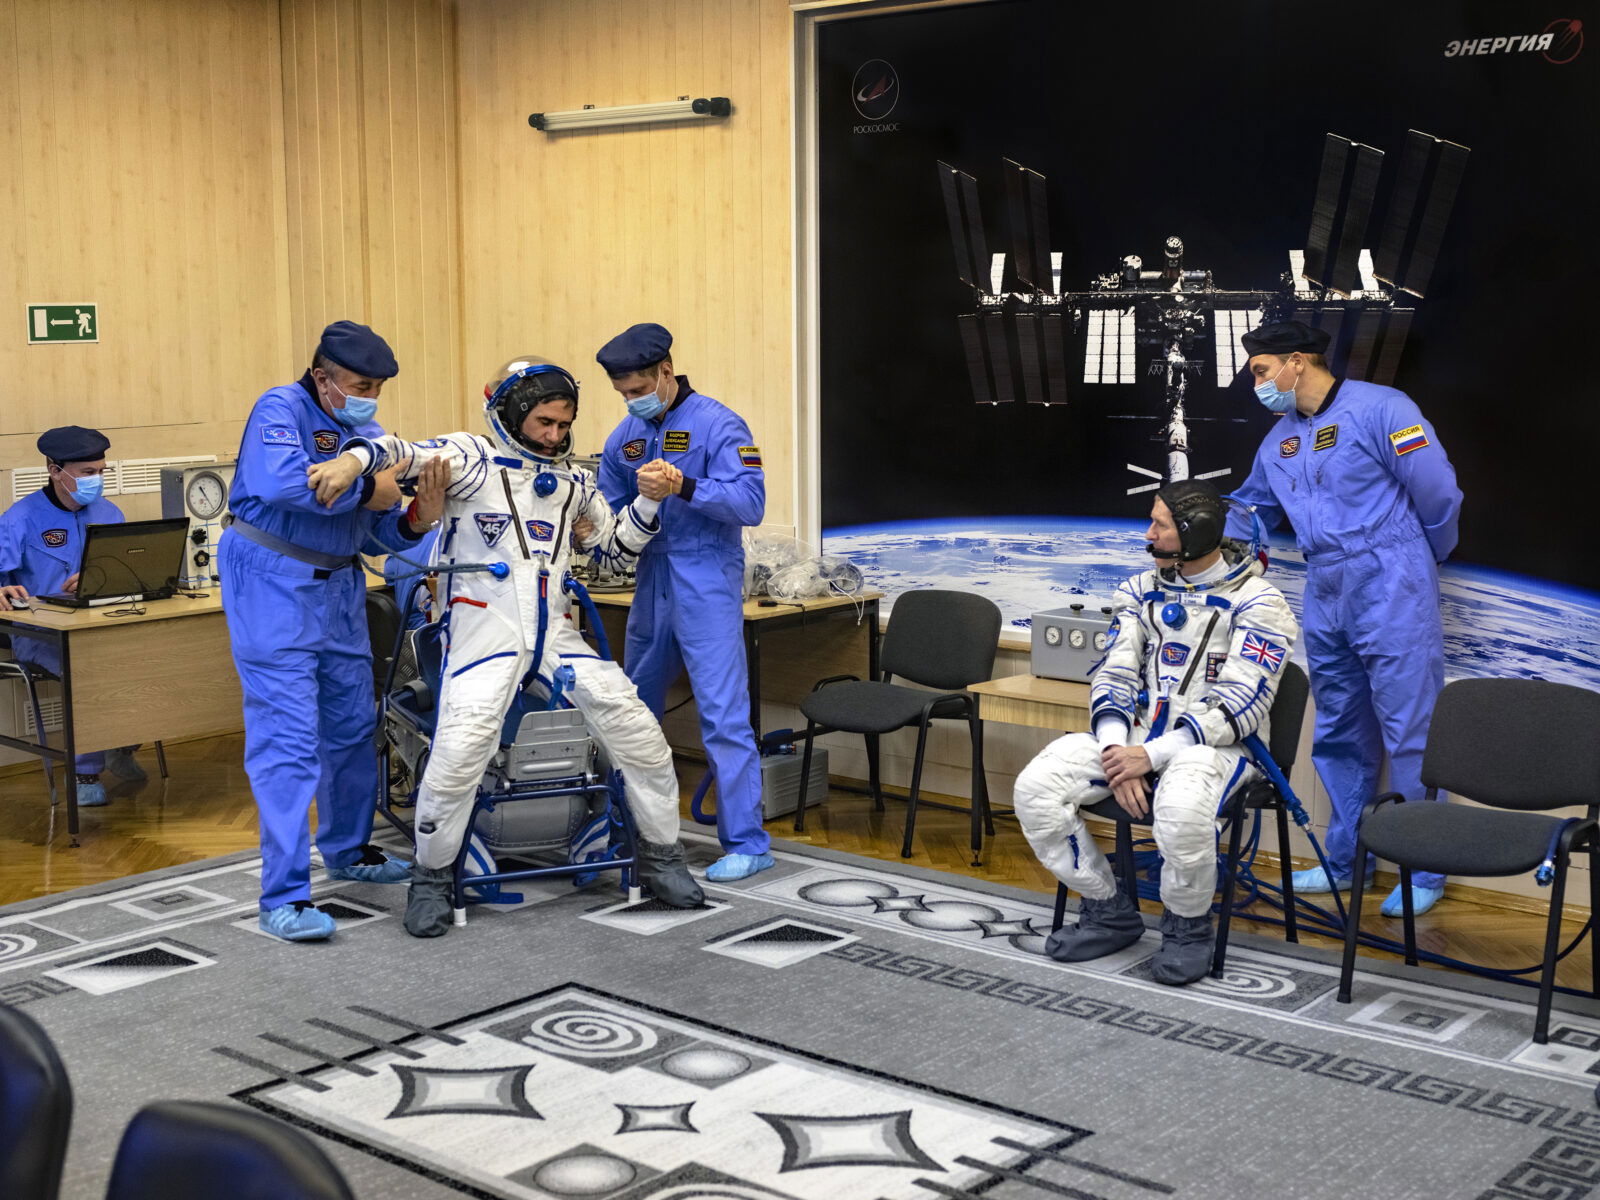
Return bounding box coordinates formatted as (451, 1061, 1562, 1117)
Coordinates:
(335, 357, 703, 935)
(1015, 481, 1298, 983)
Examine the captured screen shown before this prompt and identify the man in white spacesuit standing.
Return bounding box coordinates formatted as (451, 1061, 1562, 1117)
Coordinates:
(309, 356, 703, 937)
(1014, 481, 1299, 985)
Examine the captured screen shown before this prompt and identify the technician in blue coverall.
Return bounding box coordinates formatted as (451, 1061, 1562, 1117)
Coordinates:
(1227, 321, 1463, 917)
(597, 324, 772, 881)
(0, 426, 147, 806)
(220, 321, 435, 942)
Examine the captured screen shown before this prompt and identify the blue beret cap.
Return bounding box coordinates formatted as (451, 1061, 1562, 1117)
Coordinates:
(317, 320, 398, 379)
(1241, 320, 1330, 358)
(596, 323, 673, 376)
(37, 425, 110, 464)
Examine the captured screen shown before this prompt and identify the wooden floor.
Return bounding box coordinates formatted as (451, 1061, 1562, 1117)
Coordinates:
(1, 735, 1593, 991)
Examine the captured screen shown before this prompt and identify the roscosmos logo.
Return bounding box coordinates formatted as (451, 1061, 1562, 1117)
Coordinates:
(852, 60, 899, 120)
(1444, 17, 1583, 62)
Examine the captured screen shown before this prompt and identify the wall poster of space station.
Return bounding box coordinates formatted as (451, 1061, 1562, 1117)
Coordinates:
(815, 0, 1598, 689)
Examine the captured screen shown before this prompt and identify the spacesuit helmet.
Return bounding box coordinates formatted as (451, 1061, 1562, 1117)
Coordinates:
(484, 355, 580, 462)
(1153, 479, 1225, 563)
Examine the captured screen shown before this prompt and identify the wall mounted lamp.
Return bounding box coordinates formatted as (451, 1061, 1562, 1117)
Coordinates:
(528, 96, 731, 132)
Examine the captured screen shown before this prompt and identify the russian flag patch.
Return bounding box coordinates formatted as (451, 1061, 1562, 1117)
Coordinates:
(1389, 424, 1430, 456)
(739, 445, 763, 467)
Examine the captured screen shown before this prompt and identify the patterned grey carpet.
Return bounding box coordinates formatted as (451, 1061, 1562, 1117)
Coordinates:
(4, 829, 1599, 1199)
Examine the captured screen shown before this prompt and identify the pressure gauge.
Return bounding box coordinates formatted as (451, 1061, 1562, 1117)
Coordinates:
(1043, 625, 1062, 647)
(1093, 631, 1110, 651)
(1068, 628, 1086, 649)
(186, 470, 228, 520)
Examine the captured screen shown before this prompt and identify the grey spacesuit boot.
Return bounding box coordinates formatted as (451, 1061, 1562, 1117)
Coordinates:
(1044, 892, 1144, 962)
(636, 840, 705, 908)
(1149, 908, 1215, 986)
(404, 864, 455, 938)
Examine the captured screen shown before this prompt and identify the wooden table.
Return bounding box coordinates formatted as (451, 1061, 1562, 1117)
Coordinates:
(0, 593, 244, 843)
(969, 673, 1092, 732)
(586, 590, 882, 748)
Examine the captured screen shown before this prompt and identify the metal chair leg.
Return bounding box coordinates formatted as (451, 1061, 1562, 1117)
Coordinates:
(155, 740, 169, 779)
(1337, 840, 1371, 1004)
(966, 711, 983, 866)
(901, 721, 933, 859)
(1590, 840, 1599, 999)
(1274, 802, 1298, 943)
(973, 711, 994, 836)
(1213, 797, 1246, 978)
(865, 734, 883, 812)
(794, 720, 819, 833)
(1400, 865, 1418, 966)
(1114, 821, 1139, 904)
(1536, 857, 1571, 1044)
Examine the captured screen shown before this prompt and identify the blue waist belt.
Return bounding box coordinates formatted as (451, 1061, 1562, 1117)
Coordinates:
(227, 515, 357, 572)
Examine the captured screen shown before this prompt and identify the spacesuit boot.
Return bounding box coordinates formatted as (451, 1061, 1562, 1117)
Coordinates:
(1149, 909, 1215, 986)
(1044, 892, 1144, 962)
(636, 840, 704, 908)
(404, 864, 456, 938)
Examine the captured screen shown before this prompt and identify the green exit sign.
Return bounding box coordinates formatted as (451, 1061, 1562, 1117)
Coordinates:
(28, 303, 98, 344)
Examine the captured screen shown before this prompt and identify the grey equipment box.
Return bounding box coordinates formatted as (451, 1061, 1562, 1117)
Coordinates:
(759, 748, 829, 819)
(1031, 603, 1116, 683)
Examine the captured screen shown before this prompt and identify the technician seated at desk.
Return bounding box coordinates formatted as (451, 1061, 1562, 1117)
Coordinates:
(1012, 481, 1298, 986)
(0, 425, 150, 807)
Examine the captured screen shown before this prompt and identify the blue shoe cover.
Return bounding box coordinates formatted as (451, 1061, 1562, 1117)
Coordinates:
(1381, 884, 1444, 918)
(705, 852, 776, 882)
(76, 778, 109, 808)
(1289, 866, 1375, 894)
(259, 902, 336, 942)
(326, 845, 412, 884)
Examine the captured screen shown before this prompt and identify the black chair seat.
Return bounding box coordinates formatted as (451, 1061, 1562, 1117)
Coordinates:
(1362, 802, 1564, 878)
(0, 1002, 72, 1200)
(801, 680, 969, 734)
(107, 1101, 354, 1200)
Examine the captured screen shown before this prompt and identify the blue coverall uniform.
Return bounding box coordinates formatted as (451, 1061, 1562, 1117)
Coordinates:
(599, 377, 768, 856)
(1227, 378, 1463, 887)
(0, 487, 125, 774)
(220, 371, 421, 911)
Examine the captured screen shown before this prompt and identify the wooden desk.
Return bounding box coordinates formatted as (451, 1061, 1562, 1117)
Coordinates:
(969, 673, 1092, 733)
(0, 593, 243, 842)
(587, 590, 882, 745)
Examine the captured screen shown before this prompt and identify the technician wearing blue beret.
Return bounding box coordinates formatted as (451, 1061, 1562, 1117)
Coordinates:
(597, 323, 772, 880)
(0, 426, 146, 806)
(220, 320, 435, 942)
(1226, 320, 1463, 917)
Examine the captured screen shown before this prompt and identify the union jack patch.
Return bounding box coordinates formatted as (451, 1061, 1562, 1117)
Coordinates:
(739, 445, 763, 468)
(1239, 631, 1285, 673)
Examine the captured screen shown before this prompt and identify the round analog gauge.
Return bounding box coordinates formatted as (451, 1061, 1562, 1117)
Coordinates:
(1068, 628, 1086, 649)
(186, 470, 228, 520)
(1043, 626, 1062, 646)
(1093, 631, 1110, 651)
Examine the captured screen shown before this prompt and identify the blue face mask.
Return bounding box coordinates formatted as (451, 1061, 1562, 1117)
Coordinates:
(626, 391, 666, 421)
(1253, 360, 1297, 415)
(333, 395, 378, 428)
(66, 473, 103, 505)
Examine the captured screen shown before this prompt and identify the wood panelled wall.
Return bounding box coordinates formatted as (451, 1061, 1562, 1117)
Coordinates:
(278, 0, 464, 438)
(454, 0, 796, 524)
(0, 0, 289, 464)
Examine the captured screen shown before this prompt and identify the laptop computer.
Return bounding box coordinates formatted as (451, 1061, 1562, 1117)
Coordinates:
(36, 517, 192, 608)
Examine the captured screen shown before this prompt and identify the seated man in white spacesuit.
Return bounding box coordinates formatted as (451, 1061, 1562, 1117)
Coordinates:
(1014, 481, 1299, 985)
(308, 355, 703, 937)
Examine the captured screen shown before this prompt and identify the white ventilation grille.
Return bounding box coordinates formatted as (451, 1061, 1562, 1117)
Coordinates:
(11, 467, 49, 501)
(9, 454, 218, 500)
(19, 693, 64, 736)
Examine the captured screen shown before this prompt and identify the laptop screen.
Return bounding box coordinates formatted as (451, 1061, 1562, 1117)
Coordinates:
(73, 518, 192, 602)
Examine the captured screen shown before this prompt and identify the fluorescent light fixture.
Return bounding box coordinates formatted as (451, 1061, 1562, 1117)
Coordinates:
(529, 97, 730, 132)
